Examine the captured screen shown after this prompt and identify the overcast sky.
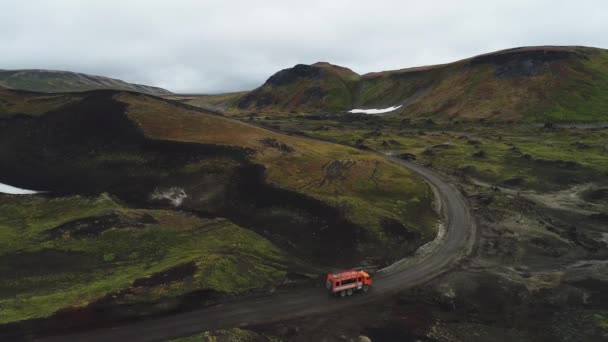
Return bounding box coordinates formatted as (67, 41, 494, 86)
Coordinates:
(1, 1, 607, 93)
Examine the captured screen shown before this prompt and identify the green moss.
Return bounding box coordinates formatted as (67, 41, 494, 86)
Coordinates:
(593, 312, 608, 337)
(283, 117, 608, 192)
(529, 50, 608, 123)
(0, 197, 300, 324)
(0, 194, 118, 254)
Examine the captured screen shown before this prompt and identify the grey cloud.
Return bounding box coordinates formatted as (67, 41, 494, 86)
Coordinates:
(1, 0, 607, 93)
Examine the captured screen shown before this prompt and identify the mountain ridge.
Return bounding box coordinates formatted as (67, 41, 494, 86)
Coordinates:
(231, 45, 608, 122)
(0, 69, 172, 95)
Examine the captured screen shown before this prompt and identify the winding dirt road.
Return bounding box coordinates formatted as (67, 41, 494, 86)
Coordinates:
(36, 152, 476, 342)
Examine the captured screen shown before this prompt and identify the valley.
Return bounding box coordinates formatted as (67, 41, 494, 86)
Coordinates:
(1, 45, 607, 341)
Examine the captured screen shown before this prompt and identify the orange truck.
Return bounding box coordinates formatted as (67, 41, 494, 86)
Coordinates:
(325, 269, 372, 297)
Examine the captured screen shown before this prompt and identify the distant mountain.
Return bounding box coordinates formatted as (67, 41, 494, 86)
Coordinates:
(0, 69, 171, 95)
(237, 62, 359, 112)
(233, 46, 608, 122)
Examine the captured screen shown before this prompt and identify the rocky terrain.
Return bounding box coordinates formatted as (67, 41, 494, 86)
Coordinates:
(174, 147, 608, 341)
(167, 49, 608, 342)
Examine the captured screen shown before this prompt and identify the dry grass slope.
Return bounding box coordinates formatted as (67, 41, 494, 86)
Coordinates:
(121, 93, 438, 242)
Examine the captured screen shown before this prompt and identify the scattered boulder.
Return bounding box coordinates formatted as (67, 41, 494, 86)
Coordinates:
(430, 143, 454, 149)
(532, 158, 582, 170)
(363, 130, 382, 138)
(588, 213, 608, 223)
(581, 188, 608, 204)
(501, 177, 526, 187)
(422, 149, 434, 156)
(509, 146, 522, 154)
(381, 140, 401, 147)
(259, 137, 295, 153)
(571, 141, 591, 150)
(321, 160, 356, 184)
(397, 153, 417, 161)
(457, 165, 477, 175)
(472, 150, 487, 158)
(381, 218, 421, 242)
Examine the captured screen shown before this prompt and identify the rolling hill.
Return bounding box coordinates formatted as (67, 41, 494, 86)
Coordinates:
(0, 88, 437, 325)
(0, 69, 171, 95)
(229, 46, 608, 122)
(237, 62, 359, 112)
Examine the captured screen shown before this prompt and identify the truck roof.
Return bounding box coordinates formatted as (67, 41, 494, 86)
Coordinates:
(329, 270, 368, 280)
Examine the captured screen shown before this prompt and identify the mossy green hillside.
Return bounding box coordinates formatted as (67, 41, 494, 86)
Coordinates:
(210, 46, 608, 123)
(0, 195, 298, 324)
(0, 89, 440, 325)
(235, 62, 360, 113)
(357, 47, 608, 123)
(0, 194, 118, 254)
(122, 93, 439, 249)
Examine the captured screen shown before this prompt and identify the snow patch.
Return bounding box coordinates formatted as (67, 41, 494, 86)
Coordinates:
(0, 183, 39, 195)
(151, 187, 188, 207)
(348, 105, 402, 115)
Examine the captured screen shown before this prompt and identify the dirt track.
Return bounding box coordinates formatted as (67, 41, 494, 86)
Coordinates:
(36, 151, 476, 342)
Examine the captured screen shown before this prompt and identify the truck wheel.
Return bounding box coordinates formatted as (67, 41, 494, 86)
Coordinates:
(340, 290, 346, 298)
(347, 288, 353, 296)
(363, 285, 370, 293)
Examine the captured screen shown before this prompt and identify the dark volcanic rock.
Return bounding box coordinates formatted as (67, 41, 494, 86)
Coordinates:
(132, 262, 197, 287)
(397, 153, 416, 161)
(571, 141, 591, 150)
(259, 137, 295, 153)
(495, 59, 551, 79)
(533, 158, 582, 170)
(468, 47, 576, 66)
(582, 188, 608, 204)
(46, 213, 148, 239)
(501, 177, 526, 187)
(238, 91, 276, 109)
(466, 47, 579, 79)
(472, 150, 487, 158)
(299, 86, 326, 103)
(266, 64, 323, 87)
(381, 218, 421, 242)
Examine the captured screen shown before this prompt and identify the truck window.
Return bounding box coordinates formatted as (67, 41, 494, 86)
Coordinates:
(342, 278, 356, 285)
